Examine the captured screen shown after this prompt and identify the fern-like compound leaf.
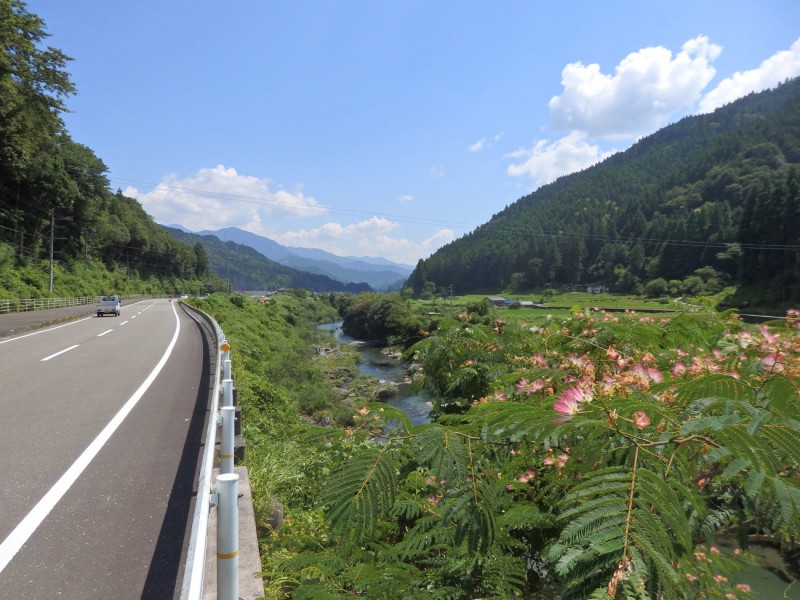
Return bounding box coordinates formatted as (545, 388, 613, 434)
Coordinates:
(322, 445, 398, 546)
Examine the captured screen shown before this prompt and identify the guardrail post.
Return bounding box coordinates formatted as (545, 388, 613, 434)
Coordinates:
(222, 378, 233, 408)
(220, 406, 235, 474)
(219, 340, 232, 382)
(216, 473, 239, 600)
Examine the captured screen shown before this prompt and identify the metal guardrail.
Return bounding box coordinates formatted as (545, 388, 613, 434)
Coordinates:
(0, 297, 94, 313)
(179, 302, 240, 600)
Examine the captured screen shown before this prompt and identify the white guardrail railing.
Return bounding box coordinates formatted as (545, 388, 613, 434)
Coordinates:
(0, 297, 94, 312)
(179, 303, 240, 600)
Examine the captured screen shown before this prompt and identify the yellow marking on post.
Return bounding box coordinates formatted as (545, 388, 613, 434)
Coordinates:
(220, 454, 234, 459)
(220, 342, 230, 352)
(217, 550, 239, 560)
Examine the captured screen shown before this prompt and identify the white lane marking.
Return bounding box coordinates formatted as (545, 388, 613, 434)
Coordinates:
(40, 345, 80, 362)
(0, 302, 181, 573)
(120, 321, 129, 326)
(0, 317, 93, 346)
(97, 330, 113, 337)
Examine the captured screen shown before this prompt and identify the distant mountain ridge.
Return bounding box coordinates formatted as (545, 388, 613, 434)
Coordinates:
(192, 227, 412, 291)
(163, 226, 373, 293)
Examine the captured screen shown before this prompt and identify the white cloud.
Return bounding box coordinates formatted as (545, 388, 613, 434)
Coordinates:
(468, 134, 503, 153)
(358, 229, 455, 265)
(505, 37, 731, 188)
(274, 217, 454, 264)
(123, 164, 325, 232)
(123, 165, 450, 264)
(549, 36, 721, 139)
(308, 217, 399, 237)
(429, 165, 445, 179)
(468, 138, 486, 152)
(506, 131, 615, 187)
(275, 217, 399, 248)
(699, 37, 800, 113)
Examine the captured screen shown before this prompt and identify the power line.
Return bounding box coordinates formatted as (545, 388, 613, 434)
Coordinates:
(108, 176, 476, 230)
(2, 176, 797, 259)
(0, 183, 51, 217)
(470, 223, 799, 252)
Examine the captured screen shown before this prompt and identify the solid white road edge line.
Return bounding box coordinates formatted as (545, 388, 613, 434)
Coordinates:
(0, 301, 181, 574)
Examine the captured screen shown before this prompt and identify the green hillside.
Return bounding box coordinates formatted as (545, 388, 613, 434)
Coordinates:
(408, 78, 800, 310)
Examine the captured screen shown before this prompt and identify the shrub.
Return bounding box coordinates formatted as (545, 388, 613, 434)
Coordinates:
(644, 277, 669, 297)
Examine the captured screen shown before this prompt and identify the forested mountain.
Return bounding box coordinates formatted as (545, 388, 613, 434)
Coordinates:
(0, 1, 211, 294)
(408, 78, 800, 308)
(164, 227, 372, 293)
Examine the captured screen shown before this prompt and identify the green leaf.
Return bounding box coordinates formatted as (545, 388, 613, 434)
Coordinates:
(322, 445, 397, 546)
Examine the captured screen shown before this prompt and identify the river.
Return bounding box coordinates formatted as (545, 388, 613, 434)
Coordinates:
(316, 322, 432, 425)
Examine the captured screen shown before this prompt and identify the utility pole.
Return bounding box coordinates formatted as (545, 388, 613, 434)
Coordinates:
(49, 211, 54, 293)
(48, 211, 73, 293)
(449, 284, 453, 316)
(226, 256, 231, 294)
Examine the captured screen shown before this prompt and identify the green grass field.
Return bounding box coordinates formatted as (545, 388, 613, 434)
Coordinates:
(417, 291, 688, 319)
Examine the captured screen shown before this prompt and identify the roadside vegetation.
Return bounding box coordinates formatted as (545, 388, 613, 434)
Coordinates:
(185, 292, 395, 543)
(0, 245, 220, 299)
(190, 290, 800, 599)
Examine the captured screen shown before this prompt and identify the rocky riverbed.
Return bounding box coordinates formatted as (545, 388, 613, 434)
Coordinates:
(314, 323, 432, 425)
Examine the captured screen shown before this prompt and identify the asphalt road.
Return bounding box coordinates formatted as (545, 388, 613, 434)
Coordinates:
(0, 300, 213, 599)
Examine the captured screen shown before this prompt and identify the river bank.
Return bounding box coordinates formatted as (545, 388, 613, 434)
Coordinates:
(315, 322, 432, 425)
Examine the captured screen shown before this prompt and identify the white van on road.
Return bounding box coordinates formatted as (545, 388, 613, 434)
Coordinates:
(96, 295, 121, 317)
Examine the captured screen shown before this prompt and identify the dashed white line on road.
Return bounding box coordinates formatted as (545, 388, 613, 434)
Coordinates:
(40, 345, 80, 362)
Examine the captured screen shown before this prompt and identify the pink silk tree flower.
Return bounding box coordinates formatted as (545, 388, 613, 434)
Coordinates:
(631, 363, 664, 384)
(516, 378, 546, 394)
(632, 411, 650, 429)
(553, 384, 592, 415)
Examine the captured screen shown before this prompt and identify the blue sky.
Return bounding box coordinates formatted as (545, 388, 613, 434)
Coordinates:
(29, 1, 800, 266)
